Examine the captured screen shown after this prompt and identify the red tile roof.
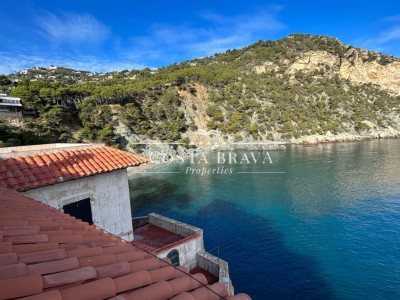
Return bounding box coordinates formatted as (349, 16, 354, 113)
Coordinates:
(0, 188, 251, 300)
(0, 146, 148, 191)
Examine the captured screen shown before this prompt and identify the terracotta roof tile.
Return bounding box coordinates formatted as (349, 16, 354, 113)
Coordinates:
(19, 290, 63, 300)
(65, 247, 103, 258)
(117, 271, 202, 300)
(0, 252, 18, 266)
(12, 242, 59, 254)
(95, 246, 126, 256)
(169, 292, 195, 300)
(78, 253, 116, 268)
(170, 273, 208, 295)
(60, 277, 116, 300)
(0, 145, 148, 191)
(43, 266, 97, 288)
(113, 270, 152, 293)
(114, 251, 148, 263)
(75, 149, 98, 174)
(149, 266, 187, 283)
(18, 248, 66, 264)
(30, 167, 41, 175)
(41, 229, 73, 236)
(129, 257, 169, 272)
(4, 233, 48, 244)
(0, 262, 28, 280)
(60, 223, 87, 230)
(48, 234, 84, 244)
(0, 242, 13, 254)
(124, 280, 173, 300)
(32, 155, 45, 167)
(88, 240, 118, 248)
(1, 228, 39, 236)
(226, 294, 253, 300)
(95, 261, 131, 279)
(0, 275, 43, 300)
(187, 282, 229, 300)
(27, 257, 80, 275)
(0, 188, 250, 300)
(15, 157, 29, 170)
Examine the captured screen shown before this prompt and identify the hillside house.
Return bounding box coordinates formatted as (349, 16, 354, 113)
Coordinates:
(0, 94, 23, 122)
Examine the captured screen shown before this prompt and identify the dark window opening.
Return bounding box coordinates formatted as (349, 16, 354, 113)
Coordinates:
(167, 249, 180, 267)
(63, 198, 93, 225)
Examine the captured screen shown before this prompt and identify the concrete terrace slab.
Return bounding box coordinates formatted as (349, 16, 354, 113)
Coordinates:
(133, 224, 184, 249)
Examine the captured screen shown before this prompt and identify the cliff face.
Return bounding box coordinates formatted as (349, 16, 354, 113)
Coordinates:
(178, 83, 210, 131)
(173, 44, 400, 147)
(286, 50, 400, 95)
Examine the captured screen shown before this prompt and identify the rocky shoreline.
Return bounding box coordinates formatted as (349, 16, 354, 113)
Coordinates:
(293, 130, 400, 144)
(127, 132, 400, 177)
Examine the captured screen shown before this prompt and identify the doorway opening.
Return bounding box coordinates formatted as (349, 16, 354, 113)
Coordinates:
(63, 198, 93, 225)
(167, 249, 180, 267)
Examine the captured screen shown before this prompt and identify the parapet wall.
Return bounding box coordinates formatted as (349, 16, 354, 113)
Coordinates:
(133, 213, 234, 295)
(148, 213, 203, 238)
(197, 250, 234, 296)
(147, 213, 204, 270)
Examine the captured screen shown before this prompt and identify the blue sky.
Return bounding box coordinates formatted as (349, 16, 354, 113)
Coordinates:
(0, 0, 399, 74)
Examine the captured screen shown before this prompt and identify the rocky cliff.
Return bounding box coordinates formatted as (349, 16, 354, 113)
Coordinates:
(286, 49, 400, 95)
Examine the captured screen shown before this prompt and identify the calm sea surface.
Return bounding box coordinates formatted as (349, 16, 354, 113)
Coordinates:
(129, 140, 400, 300)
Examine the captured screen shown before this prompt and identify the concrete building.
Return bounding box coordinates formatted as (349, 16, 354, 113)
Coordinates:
(0, 93, 23, 122)
(0, 143, 148, 241)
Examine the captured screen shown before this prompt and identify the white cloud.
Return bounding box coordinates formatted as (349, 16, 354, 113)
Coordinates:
(353, 16, 400, 55)
(355, 27, 400, 50)
(376, 27, 400, 44)
(128, 7, 285, 60)
(382, 14, 400, 23)
(35, 11, 110, 45)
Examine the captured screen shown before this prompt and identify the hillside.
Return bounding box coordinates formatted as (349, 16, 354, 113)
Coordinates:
(1, 34, 400, 149)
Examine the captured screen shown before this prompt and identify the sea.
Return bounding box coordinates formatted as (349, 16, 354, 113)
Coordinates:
(129, 139, 400, 300)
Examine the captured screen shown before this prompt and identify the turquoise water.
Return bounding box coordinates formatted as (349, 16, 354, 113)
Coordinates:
(129, 140, 400, 300)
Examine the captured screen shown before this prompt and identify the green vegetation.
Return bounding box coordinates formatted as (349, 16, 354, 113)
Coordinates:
(1, 34, 399, 147)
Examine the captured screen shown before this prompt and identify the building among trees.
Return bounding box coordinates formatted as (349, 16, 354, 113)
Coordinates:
(0, 93, 23, 122)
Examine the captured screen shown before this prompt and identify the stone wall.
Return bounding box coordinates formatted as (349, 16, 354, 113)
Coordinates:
(0, 111, 22, 122)
(22, 169, 134, 241)
(149, 213, 203, 237)
(197, 250, 234, 296)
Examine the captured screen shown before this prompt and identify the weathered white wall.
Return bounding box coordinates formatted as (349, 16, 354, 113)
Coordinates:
(22, 169, 133, 241)
(157, 235, 203, 270)
(148, 214, 204, 270)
